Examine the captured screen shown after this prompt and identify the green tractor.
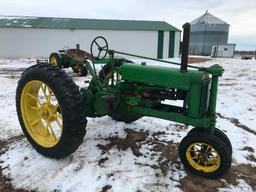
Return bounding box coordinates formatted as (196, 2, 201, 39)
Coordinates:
(16, 23, 232, 179)
(49, 44, 93, 76)
(48, 42, 113, 76)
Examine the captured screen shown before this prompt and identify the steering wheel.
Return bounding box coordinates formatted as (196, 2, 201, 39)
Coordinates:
(90, 36, 109, 60)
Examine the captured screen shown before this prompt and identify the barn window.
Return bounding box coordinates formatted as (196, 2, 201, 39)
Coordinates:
(224, 48, 228, 51)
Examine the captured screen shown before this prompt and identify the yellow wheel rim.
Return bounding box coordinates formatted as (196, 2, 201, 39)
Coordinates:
(186, 142, 221, 173)
(50, 56, 57, 66)
(20, 80, 63, 148)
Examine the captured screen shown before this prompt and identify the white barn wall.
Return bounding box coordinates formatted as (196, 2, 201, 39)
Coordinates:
(174, 31, 181, 57)
(163, 31, 170, 58)
(0, 28, 158, 59)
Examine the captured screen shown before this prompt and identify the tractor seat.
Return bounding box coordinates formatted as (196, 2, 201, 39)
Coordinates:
(120, 63, 205, 90)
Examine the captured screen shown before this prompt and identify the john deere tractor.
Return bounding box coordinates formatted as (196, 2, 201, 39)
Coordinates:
(16, 23, 232, 179)
(48, 44, 92, 76)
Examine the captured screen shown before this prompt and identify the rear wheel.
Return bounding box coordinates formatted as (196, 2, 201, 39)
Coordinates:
(99, 59, 132, 86)
(110, 99, 142, 123)
(49, 53, 62, 68)
(77, 66, 88, 76)
(99, 59, 141, 123)
(179, 134, 231, 178)
(16, 64, 87, 158)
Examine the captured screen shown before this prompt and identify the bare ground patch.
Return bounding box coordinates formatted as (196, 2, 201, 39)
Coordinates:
(188, 57, 211, 64)
(180, 164, 256, 192)
(0, 68, 25, 79)
(217, 113, 256, 135)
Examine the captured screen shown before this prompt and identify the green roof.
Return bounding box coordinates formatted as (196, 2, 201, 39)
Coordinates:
(0, 16, 180, 31)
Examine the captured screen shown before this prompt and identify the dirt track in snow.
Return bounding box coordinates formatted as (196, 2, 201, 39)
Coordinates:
(0, 127, 256, 192)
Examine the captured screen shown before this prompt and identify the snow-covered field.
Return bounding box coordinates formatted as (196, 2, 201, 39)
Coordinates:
(0, 57, 255, 192)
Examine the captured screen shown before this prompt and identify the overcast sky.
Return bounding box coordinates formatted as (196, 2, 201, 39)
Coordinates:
(0, 0, 255, 50)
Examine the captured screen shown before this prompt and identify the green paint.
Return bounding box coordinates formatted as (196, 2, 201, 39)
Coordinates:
(168, 31, 175, 58)
(130, 106, 215, 129)
(157, 31, 164, 59)
(76, 44, 224, 133)
(0, 16, 180, 31)
(120, 64, 205, 90)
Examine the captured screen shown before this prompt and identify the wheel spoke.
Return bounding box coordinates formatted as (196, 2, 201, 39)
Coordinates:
(94, 41, 100, 48)
(53, 104, 59, 112)
(212, 157, 219, 165)
(46, 86, 53, 102)
(31, 106, 39, 111)
(53, 113, 62, 120)
(41, 84, 51, 103)
(55, 119, 63, 130)
(27, 93, 38, 101)
(46, 120, 57, 141)
(31, 118, 41, 126)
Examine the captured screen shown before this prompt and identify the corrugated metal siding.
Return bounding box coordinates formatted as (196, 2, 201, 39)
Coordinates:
(189, 11, 230, 56)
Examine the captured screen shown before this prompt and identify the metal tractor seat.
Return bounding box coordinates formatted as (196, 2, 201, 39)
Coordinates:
(66, 49, 92, 62)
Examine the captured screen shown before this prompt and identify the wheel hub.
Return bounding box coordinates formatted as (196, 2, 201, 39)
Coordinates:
(186, 142, 220, 173)
(39, 103, 58, 122)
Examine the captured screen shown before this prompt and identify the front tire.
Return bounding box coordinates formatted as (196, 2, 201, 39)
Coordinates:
(16, 64, 87, 158)
(187, 127, 232, 154)
(179, 134, 231, 178)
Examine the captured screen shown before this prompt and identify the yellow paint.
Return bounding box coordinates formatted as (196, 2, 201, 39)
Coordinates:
(50, 56, 57, 66)
(186, 142, 221, 173)
(20, 80, 63, 148)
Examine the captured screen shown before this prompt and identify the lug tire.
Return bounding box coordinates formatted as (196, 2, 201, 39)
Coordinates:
(99, 59, 133, 85)
(187, 127, 232, 155)
(49, 53, 62, 68)
(179, 133, 231, 179)
(16, 64, 87, 158)
(99, 59, 141, 123)
(77, 66, 88, 76)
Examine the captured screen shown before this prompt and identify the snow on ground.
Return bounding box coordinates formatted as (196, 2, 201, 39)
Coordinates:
(0, 57, 255, 192)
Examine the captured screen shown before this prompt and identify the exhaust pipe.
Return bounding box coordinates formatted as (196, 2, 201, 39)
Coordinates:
(180, 23, 191, 72)
(76, 43, 80, 50)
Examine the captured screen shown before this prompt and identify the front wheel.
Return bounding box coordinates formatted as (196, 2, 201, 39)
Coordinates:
(187, 127, 232, 154)
(16, 64, 87, 158)
(179, 134, 231, 178)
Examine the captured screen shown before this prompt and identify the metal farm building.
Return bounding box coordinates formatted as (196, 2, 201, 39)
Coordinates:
(0, 16, 181, 59)
(189, 11, 230, 56)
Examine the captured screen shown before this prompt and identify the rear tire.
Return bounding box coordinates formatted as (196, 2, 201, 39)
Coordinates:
(99, 59, 133, 86)
(110, 100, 142, 123)
(99, 59, 141, 123)
(49, 53, 62, 68)
(77, 66, 88, 76)
(16, 64, 87, 158)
